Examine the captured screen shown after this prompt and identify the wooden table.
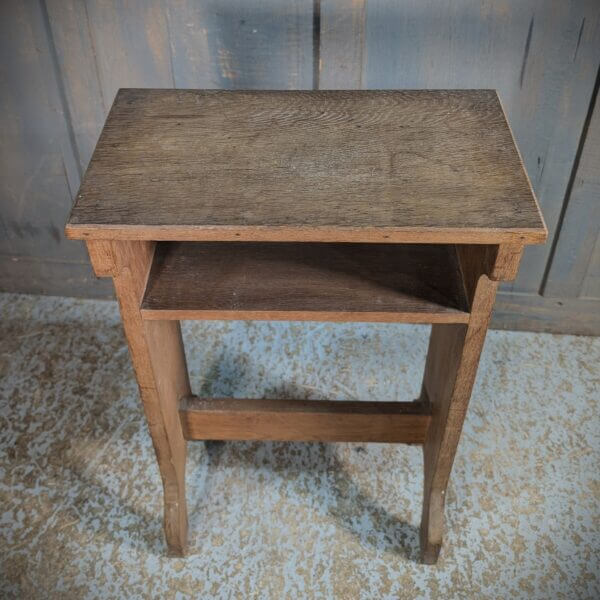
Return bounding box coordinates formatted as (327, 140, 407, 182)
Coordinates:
(66, 89, 547, 563)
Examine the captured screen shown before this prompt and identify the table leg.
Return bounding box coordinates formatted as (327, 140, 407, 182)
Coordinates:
(93, 240, 191, 556)
(419, 273, 498, 564)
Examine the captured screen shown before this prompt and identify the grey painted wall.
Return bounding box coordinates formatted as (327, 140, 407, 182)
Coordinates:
(1, 0, 599, 334)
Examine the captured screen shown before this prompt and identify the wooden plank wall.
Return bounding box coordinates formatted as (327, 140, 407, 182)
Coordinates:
(1, 0, 599, 333)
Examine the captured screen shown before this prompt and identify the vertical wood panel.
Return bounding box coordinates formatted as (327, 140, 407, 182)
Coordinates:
(165, 0, 218, 88)
(319, 0, 366, 89)
(581, 239, 600, 298)
(166, 0, 314, 90)
(83, 0, 174, 102)
(47, 0, 176, 171)
(0, 0, 83, 262)
(544, 85, 600, 298)
(45, 0, 107, 171)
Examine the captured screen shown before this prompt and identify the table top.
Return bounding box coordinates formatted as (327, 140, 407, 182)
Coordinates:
(65, 89, 546, 245)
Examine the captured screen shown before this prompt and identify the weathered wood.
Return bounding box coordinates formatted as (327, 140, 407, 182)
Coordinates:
(144, 318, 191, 556)
(319, 0, 366, 88)
(419, 324, 467, 563)
(544, 84, 600, 299)
(0, 0, 82, 262)
(360, 0, 600, 293)
(492, 292, 600, 337)
(3, 0, 599, 327)
(0, 254, 114, 299)
(108, 240, 190, 556)
(582, 240, 600, 298)
(165, 0, 313, 90)
(65, 89, 546, 245)
(456, 244, 524, 307)
(420, 247, 499, 563)
(82, 0, 174, 107)
(180, 397, 430, 443)
(45, 0, 108, 171)
(85, 240, 115, 277)
(456, 245, 494, 307)
(141, 242, 470, 323)
(58, 75, 551, 562)
(491, 244, 524, 282)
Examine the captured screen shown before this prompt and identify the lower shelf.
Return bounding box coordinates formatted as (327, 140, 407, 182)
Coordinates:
(179, 397, 431, 443)
(141, 242, 470, 323)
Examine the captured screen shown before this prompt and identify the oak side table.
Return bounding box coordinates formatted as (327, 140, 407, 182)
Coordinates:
(65, 89, 547, 563)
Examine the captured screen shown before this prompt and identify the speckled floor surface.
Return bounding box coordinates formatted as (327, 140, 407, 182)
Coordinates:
(0, 292, 598, 599)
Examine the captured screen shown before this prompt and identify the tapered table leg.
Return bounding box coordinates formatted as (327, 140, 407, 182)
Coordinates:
(420, 272, 498, 564)
(88, 240, 191, 556)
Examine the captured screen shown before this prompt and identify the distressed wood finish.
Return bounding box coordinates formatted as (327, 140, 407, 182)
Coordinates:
(65, 89, 546, 245)
(319, 0, 366, 89)
(0, 0, 98, 295)
(455, 244, 524, 311)
(419, 247, 499, 564)
(85, 240, 115, 277)
(165, 0, 313, 90)
(87, 240, 191, 556)
(180, 397, 431, 443)
(544, 87, 600, 299)
(67, 88, 548, 562)
(141, 242, 469, 323)
(0, 254, 114, 299)
(492, 292, 600, 337)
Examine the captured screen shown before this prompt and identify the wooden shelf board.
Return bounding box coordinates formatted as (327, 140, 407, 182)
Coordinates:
(140, 242, 470, 323)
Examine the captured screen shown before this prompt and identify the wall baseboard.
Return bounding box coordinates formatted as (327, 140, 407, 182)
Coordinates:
(0, 255, 114, 299)
(492, 292, 600, 336)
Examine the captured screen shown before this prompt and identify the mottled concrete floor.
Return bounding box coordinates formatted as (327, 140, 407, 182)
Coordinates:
(0, 292, 598, 599)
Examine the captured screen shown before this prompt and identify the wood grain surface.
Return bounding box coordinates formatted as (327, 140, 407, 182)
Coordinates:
(180, 397, 431, 443)
(88, 239, 191, 556)
(544, 88, 600, 299)
(65, 89, 546, 245)
(419, 253, 499, 564)
(140, 241, 470, 323)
